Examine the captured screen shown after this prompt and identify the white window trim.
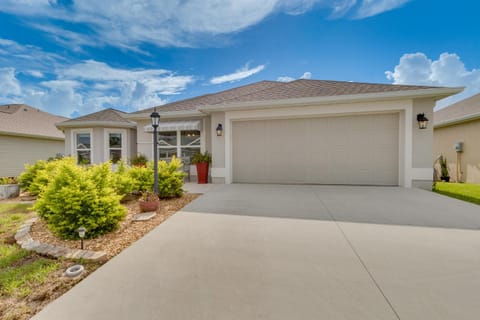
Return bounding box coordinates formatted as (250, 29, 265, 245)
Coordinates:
(72, 128, 93, 164)
(157, 129, 201, 160)
(104, 129, 128, 163)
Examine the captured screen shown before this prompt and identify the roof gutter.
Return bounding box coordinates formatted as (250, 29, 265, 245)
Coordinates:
(56, 121, 137, 130)
(123, 110, 205, 120)
(434, 111, 480, 128)
(198, 87, 464, 113)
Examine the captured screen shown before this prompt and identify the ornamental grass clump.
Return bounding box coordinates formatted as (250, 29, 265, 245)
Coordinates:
(35, 161, 126, 240)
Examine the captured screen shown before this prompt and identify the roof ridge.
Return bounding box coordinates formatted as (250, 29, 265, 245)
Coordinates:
(132, 80, 281, 114)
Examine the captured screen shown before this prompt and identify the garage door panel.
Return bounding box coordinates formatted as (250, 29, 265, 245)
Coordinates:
(232, 113, 399, 185)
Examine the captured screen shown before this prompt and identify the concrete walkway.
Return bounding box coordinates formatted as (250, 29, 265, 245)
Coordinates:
(32, 185, 480, 320)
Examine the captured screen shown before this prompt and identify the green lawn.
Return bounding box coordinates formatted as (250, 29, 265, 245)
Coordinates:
(0, 203, 34, 240)
(433, 182, 480, 205)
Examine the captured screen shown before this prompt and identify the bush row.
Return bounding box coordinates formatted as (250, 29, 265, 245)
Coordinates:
(20, 157, 186, 239)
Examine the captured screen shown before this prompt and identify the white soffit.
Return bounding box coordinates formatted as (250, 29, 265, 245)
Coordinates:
(144, 120, 202, 132)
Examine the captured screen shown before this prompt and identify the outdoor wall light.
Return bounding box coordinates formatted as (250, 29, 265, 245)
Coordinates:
(150, 109, 160, 195)
(417, 113, 429, 129)
(77, 227, 86, 249)
(216, 123, 223, 136)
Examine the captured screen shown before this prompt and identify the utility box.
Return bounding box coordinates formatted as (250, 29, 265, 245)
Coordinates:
(454, 142, 463, 152)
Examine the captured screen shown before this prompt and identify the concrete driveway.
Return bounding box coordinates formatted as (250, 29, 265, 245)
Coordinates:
(33, 185, 480, 320)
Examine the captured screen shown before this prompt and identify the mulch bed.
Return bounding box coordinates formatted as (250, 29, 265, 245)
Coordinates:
(29, 193, 200, 259)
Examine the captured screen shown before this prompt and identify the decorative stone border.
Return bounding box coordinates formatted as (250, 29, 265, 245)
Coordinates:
(15, 218, 107, 261)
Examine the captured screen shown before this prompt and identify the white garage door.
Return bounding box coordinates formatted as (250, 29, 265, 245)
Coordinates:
(232, 113, 399, 185)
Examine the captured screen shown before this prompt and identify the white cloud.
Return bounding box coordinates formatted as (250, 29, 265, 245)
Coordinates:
(277, 71, 312, 82)
(386, 52, 480, 108)
(0, 39, 196, 116)
(210, 63, 265, 84)
(356, 0, 410, 18)
(0, 67, 22, 96)
(277, 76, 295, 82)
(300, 71, 312, 79)
(0, 1, 409, 50)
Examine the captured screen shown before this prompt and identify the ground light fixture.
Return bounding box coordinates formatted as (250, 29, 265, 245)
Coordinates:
(77, 227, 86, 249)
(417, 113, 429, 129)
(216, 123, 223, 136)
(150, 109, 160, 195)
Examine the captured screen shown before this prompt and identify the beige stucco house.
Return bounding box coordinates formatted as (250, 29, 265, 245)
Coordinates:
(0, 104, 67, 177)
(57, 79, 462, 188)
(434, 93, 480, 183)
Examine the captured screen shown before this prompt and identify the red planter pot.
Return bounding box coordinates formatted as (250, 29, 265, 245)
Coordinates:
(196, 162, 209, 184)
(139, 199, 160, 212)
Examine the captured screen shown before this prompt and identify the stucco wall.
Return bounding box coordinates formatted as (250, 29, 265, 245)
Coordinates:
(412, 99, 435, 168)
(434, 120, 480, 183)
(0, 135, 64, 177)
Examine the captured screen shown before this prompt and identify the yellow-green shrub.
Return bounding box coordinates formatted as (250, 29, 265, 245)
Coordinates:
(35, 161, 126, 239)
(157, 157, 186, 198)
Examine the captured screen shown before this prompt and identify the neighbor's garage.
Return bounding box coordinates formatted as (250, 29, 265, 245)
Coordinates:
(232, 113, 399, 185)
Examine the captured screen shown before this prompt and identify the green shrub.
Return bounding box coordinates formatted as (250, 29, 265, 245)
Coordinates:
(190, 151, 212, 164)
(0, 177, 17, 185)
(128, 165, 154, 193)
(19, 160, 48, 190)
(19, 158, 76, 196)
(35, 161, 126, 239)
(157, 157, 186, 198)
(112, 161, 135, 196)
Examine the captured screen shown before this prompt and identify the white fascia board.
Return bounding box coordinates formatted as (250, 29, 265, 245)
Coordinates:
(199, 87, 464, 113)
(434, 112, 480, 128)
(56, 121, 137, 129)
(0, 131, 65, 141)
(124, 110, 204, 120)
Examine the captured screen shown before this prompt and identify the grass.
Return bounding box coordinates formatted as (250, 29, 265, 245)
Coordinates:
(0, 245, 59, 297)
(433, 182, 480, 205)
(0, 203, 34, 240)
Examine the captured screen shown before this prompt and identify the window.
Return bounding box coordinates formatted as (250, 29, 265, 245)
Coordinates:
(108, 133, 122, 163)
(75, 132, 91, 164)
(158, 130, 200, 160)
(104, 130, 127, 163)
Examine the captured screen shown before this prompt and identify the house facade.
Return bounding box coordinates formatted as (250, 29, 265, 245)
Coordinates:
(57, 79, 462, 189)
(434, 93, 480, 183)
(0, 104, 66, 177)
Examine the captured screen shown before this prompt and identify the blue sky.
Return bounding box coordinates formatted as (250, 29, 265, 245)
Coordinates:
(0, 0, 478, 117)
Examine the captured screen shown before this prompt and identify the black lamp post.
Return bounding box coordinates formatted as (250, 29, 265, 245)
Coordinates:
(150, 109, 160, 195)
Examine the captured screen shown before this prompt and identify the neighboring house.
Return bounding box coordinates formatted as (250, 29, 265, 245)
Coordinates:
(56, 108, 137, 165)
(434, 93, 480, 183)
(58, 79, 462, 189)
(0, 104, 67, 177)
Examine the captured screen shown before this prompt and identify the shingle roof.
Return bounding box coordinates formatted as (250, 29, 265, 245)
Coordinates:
(134, 79, 440, 114)
(58, 108, 135, 126)
(434, 93, 480, 126)
(0, 104, 67, 139)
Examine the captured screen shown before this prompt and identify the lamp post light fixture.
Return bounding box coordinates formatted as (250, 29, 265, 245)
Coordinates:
(77, 227, 86, 250)
(216, 123, 223, 136)
(150, 109, 160, 195)
(417, 113, 429, 129)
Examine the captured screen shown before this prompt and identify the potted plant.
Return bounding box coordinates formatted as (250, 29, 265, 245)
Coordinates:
(0, 177, 20, 199)
(440, 155, 450, 182)
(131, 154, 148, 167)
(138, 191, 160, 212)
(190, 151, 211, 184)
